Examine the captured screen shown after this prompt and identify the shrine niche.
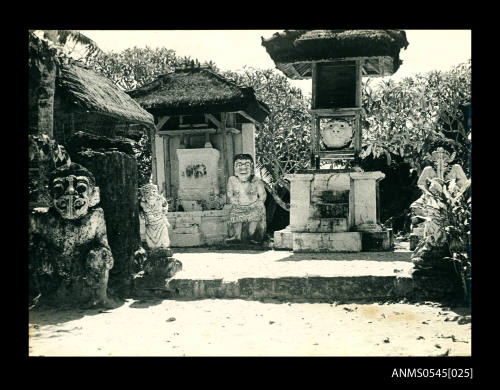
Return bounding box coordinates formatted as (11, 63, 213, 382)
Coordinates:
(128, 66, 269, 246)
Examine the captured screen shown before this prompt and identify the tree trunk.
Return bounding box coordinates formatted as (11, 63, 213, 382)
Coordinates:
(72, 150, 142, 290)
(35, 30, 58, 138)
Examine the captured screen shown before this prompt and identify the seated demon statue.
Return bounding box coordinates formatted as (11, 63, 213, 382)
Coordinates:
(29, 163, 114, 307)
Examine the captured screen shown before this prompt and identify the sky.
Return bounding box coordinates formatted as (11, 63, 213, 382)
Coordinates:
(79, 30, 471, 96)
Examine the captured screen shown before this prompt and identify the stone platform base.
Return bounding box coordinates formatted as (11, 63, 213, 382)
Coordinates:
(361, 229, 394, 251)
(292, 232, 362, 252)
(273, 227, 293, 249)
(140, 209, 230, 247)
(274, 227, 393, 252)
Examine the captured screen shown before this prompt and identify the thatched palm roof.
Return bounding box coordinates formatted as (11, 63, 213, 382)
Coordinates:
(262, 29, 409, 79)
(56, 62, 155, 128)
(127, 68, 270, 123)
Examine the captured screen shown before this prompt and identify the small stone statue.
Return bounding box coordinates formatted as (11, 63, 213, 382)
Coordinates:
(29, 163, 114, 307)
(410, 147, 470, 246)
(226, 154, 267, 243)
(139, 183, 171, 249)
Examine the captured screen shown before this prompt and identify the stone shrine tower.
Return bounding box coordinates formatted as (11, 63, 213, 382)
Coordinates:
(262, 30, 409, 251)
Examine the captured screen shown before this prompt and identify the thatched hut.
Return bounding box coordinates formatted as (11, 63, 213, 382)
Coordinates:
(51, 62, 155, 143)
(128, 66, 270, 246)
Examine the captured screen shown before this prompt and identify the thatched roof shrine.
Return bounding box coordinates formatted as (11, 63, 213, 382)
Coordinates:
(127, 68, 270, 123)
(56, 62, 155, 129)
(261, 30, 409, 79)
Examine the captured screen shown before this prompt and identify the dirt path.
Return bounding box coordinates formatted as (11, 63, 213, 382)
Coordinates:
(29, 299, 471, 356)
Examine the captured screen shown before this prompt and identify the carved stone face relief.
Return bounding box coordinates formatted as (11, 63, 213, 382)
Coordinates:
(234, 159, 253, 182)
(320, 119, 354, 149)
(51, 175, 94, 220)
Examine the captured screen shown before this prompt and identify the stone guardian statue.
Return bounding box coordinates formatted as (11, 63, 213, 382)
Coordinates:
(29, 163, 114, 307)
(226, 154, 267, 243)
(139, 183, 171, 249)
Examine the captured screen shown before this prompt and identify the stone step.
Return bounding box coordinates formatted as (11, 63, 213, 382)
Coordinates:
(133, 249, 415, 302)
(166, 275, 413, 302)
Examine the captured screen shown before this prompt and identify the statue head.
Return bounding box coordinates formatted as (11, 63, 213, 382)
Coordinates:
(139, 183, 160, 205)
(49, 163, 99, 220)
(233, 154, 254, 182)
(427, 147, 456, 180)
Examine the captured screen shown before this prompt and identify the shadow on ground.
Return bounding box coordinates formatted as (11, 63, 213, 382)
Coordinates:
(274, 251, 412, 262)
(29, 296, 126, 326)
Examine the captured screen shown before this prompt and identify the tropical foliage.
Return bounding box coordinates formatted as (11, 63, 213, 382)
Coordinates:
(412, 175, 471, 303)
(84, 46, 217, 91)
(360, 60, 471, 176)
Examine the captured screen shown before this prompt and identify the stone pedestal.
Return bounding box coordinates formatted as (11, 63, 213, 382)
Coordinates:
(283, 172, 362, 252)
(132, 247, 182, 292)
(276, 170, 392, 252)
(349, 171, 385, 232)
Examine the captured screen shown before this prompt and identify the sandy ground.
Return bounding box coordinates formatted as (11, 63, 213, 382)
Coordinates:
(28, 298, 471, 357)
(170, 249, 414, 280)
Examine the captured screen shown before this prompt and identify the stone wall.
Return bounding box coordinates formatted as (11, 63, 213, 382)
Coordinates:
(140, 208, 231, 247)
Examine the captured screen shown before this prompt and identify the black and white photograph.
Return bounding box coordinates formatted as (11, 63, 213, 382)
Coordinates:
(28, 29, 471, 363)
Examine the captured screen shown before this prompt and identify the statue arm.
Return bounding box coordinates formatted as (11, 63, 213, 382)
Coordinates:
(91, 209, 114, 270)
(257, 179, 267, 203)
(448, 164, 469, 185)
(417, 166, 437, 193)
(226, 176, 237, 204)
(93, 209, 111, 250)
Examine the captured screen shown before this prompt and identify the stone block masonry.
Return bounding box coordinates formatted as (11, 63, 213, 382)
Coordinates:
(292, 232, 362, 252)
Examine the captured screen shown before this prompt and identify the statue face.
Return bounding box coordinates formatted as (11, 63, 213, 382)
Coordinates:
(234, 159, 253, 182)
(52, 175, 93, 220)
(140, 184, 160, 205)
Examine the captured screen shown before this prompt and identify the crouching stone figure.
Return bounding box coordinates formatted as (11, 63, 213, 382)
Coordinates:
(29, 163, 114, 307)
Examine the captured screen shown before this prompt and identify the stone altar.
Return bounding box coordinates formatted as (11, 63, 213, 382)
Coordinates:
(274, 170, 392, 252)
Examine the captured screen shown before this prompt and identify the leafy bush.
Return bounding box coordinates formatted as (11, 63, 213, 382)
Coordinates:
(361, 60, 471, 177)
(412, 176, 471, 303)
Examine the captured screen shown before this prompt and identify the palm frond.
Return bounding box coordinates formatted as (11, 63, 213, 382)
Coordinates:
(57, 30, 103, 56)
(255, 160, 274, 184)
